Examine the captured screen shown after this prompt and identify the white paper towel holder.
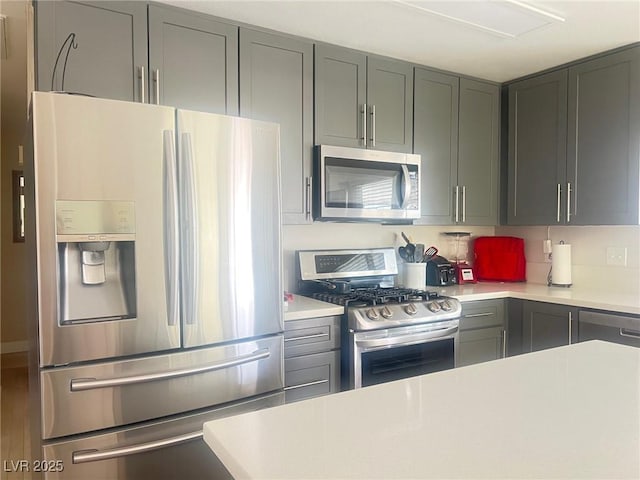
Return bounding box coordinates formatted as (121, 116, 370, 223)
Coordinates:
(549, 240, 572, 288)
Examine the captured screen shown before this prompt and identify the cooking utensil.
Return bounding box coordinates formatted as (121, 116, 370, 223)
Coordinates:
(401, 232, 413, 245)
(404, 243, 416, 262)
(423, 246, 438, 261)
(398, 246, 412, 263)
(415, 243, 425, 263)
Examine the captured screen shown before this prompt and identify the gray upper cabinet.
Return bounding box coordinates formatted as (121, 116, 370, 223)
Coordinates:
(507, 70, 568, 225)
(314, 45, 413, 153)
(35, 1, 147, 101)
(414, 73, 499, 225)
(507, 45, 639, 226)
(239, 28, 314, 224)
(457, 78, 500, 225)
(567, 46, 640, 225)
(148, 5, 238, 114)
(413, 68, 459, 224)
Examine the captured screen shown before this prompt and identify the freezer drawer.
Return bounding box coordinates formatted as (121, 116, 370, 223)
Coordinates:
(40, 335, 283, 439)
(42, 391, 284, 480)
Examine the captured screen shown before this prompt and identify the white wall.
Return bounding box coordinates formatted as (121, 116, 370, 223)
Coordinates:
(496, 225, 640, 294)
(282, 223, 494, 292)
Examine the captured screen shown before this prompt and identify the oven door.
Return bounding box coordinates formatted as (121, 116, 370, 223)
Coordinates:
(315, 145, 420, 221)
(351, 321, 459, 389)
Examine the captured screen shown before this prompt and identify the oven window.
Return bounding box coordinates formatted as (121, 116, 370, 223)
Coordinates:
(360, 338, 454, 387)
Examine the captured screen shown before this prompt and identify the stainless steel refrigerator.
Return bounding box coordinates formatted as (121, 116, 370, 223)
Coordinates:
(25, 92, 284, 479)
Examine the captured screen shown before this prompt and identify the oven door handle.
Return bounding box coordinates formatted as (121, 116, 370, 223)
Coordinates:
(355, 326, 458, 349)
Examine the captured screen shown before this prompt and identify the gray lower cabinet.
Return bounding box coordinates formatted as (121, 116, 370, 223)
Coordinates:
(414, 72, 499, 225)
(148, 5, 238, 114)
(284, 315, 341, 403)
(314, 44, 413, 153)
(522, 301, 578, 353)
(507, 70, 568, 225)
(458, 300, 505, 367)
(507, 45, 639, 226)
(240, 28, 314, 224)
(35, 0, 147, 101)
(578, 310, 640, 348)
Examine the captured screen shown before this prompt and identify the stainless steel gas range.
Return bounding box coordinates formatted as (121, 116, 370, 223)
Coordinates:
(298, 248, 462, 389)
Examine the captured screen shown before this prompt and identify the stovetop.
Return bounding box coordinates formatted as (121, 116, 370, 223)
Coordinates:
(309, 287, 440, 308)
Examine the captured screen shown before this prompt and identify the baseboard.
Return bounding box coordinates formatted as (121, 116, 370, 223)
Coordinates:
(0, 341, 29, 354)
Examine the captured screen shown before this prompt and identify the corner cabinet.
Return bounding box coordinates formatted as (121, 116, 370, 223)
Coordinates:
(414, 71, 499, 225)
(148, 5, 238, 114)
(507, 45, 639, 225)
(35, 0, 148, 101)
(239, 29, 314, 224)
(458, 300, 506, 367)
(522, 301, 578, 353)
(314, 44, 413, 153)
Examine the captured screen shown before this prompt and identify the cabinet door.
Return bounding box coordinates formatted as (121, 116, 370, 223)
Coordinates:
(413, 68, 459, 224)
(366, 56, 413, 153)
(522, 301, 578, 353)
(239, 29, 313, 224)
(284, 351, 341, 403)
(314, 44, 367, 148)
(36, 1, 147, 101)
(457, 78, 500, 225)
(567, 46, 640, 225)
(507, 70, 568, 225)
(148, 5, 238, 114)
(459, 327, 505, 367)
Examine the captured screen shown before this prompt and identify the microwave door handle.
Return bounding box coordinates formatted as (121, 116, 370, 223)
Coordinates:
(400, 164, 411, 209)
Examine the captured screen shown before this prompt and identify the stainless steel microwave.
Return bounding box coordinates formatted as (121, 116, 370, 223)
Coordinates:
(313, 145, 421, 222)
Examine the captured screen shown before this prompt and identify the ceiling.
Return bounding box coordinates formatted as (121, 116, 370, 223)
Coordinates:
(160, 0, 640, 82)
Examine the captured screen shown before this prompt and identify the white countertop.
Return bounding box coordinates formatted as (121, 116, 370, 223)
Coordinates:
(204, 341, 640, 479)
(285, 283, 640, 321)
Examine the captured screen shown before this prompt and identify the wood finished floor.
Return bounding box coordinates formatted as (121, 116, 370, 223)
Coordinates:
(1, 353, 31, 480)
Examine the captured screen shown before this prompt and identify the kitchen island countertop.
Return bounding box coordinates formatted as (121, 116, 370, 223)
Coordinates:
(203, 340, 640, 479)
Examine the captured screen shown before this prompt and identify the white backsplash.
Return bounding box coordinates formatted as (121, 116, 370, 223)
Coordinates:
(495, 225, 640, 294)
(282, 223, 494, 292)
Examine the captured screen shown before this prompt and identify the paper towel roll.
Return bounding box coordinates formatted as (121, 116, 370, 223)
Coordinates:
(551, 243, 572, 287)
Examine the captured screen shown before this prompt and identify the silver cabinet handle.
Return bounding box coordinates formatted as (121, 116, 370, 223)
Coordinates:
(556, 183, 561, 223)
(463, 312, 494, 318)
(620, 328, 640, 339)
(153, 68, 160, 105)
(180, 132, 199, 325)
(163, 130, 179, 327)
(73, 431, 202, 464)
(566, 182, 572, 223)
(568, 311, 573, 345)
(356, 326, 458, 350)
(370, 104, 376, 147)
(502, 329, 507, 358)
(454, 185, 460, 223)
(284, 332, 329, 343)
(461, 185, 466, 223)
(400, 164, 411, 209)
(138, 65, 146, 103)
(305, 176, 312, 220)
(362, 103, 367, 147)
(70, 348, 270, 392)
(284, 379, 329, 391)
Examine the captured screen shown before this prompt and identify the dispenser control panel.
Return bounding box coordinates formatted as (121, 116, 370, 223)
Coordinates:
(56, 200, 135, 236)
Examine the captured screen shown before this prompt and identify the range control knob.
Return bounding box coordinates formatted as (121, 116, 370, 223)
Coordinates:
(404, 303, 418, 315)
(380, 306, 393, 319)
(440, 300, 453, 311)
(427, 301, 441, 313)
(366, 308, 380, 320)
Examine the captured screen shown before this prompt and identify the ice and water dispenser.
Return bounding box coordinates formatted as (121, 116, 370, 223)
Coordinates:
(56, 201, 137, 324)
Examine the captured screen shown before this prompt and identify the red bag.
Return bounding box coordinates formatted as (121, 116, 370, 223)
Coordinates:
(473, 236, 526, 282)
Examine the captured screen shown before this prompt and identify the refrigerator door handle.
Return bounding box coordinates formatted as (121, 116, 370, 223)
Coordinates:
(72, 430, 202, 464)
(180, 132, 199, 325)
(70, 348, 271, 392)
(163, 130, 179, 327)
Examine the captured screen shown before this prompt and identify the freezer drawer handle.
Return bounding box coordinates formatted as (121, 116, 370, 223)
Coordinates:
(72, 430, 202, 464)
(70, 348, 270, 392)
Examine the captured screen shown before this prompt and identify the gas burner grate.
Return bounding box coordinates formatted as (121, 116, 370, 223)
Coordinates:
(313, 288, 439, 307)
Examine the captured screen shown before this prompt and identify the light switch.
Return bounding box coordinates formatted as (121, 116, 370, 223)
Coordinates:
(606, 246, 627, 266)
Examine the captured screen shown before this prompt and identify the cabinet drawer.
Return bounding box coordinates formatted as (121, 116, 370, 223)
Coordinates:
(284, 351, 340, 403)
(460, 300, 505, 330)
(459, 326, 505, 367)
(579, 310, 640, 348)
(284, 316, 341, 357)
